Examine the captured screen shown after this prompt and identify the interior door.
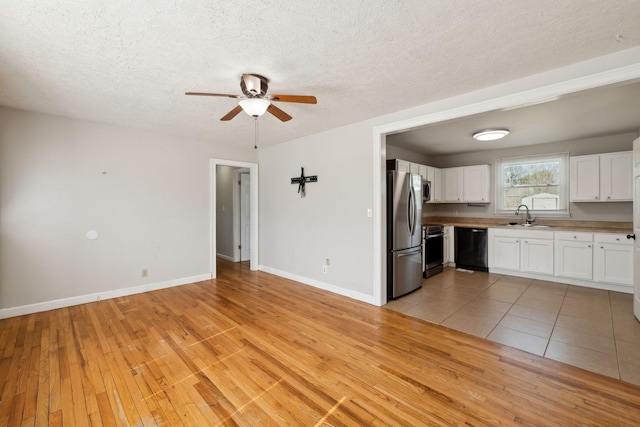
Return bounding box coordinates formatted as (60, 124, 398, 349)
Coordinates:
(240, 173, 251, 261)
(633, 137, 640, 321)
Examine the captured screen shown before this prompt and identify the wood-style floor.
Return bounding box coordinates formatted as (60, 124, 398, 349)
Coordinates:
(2, 259, 640, 426)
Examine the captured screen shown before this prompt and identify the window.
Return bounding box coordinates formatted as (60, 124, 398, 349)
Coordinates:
(495, 153, 569, 216)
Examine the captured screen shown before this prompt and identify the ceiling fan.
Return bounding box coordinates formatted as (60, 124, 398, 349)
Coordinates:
(185, 74, 317, 122)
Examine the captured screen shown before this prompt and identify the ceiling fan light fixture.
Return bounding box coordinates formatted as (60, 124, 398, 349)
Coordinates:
(239, 98, 270, 117)
(472, 129, 510, 141)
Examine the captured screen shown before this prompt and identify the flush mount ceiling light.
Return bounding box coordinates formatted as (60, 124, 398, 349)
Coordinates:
(239, 98, 271, 117)
(472, 129, 510, 141)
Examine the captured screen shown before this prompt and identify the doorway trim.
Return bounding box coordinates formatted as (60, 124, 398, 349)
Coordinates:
(234, 169, 251, 262)
(373, 63, 640, 307)
(210, 159, 259, 278)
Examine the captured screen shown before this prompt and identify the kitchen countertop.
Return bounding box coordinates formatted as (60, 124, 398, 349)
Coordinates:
(424, 216, 633, 234)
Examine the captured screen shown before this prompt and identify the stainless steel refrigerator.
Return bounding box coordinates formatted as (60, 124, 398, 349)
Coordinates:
(387, 171, 423, 299)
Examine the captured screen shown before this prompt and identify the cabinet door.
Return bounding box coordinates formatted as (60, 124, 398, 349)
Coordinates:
(600, 152, 632, 201)
(443, 233, 450, 264)
(594, 243, 633, 286)
(521, 238, 554, 275)
(554, 240, 593, 280)
(463, 165, 490, 203)
(396, 160, 411, 173)
(443, 167, 463, 202)
(444, 226, 454, 264)
(570, 155, 600, 201)
(492, 236, 520, 271)
(418, 164, 429, 182)
(433, 168, 442, 202)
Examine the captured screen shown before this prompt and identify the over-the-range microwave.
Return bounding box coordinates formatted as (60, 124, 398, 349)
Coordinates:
(423, 179, 431, 203)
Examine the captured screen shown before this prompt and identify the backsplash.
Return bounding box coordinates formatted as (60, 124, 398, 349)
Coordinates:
(424, 215, 632, 232)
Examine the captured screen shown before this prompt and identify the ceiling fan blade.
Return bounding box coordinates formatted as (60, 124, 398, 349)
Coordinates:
(269, 94, 317, 104)
(185, 92, 240, 99)
(267, 104, 293, 122)
(220, 105, 243, 121)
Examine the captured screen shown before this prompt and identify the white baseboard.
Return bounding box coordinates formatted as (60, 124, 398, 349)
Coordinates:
(216, 253, 235, 262)
(0, 273, 212, 319)
(258, 265, 377, 305)
(488, 268, 633, 294)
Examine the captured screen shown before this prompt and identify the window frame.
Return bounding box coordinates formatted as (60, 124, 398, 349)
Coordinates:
(494, 153, 570, 217)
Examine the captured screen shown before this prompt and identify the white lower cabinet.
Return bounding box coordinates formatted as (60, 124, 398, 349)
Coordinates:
(594, 233, 633, 287)
(489, 228, 553, 275)
(521, 238, 554, 275)
(490, 228, 633, 292)
(491, 236, 520, 270)
(554, 232, 593, 280)
(443, 226, 454, 265)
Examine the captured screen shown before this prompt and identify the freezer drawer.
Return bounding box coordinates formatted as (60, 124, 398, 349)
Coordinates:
(389, 247, 423, 299)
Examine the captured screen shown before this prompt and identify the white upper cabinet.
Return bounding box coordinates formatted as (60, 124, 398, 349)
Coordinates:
(418, 164, 428, 183)
(570, 155, 599, 201)
(570, 151, 632, 202)
(443, 167, 463, 202)
(443, 165, 490, 203)
(600, 152, 633, 201)
(463, 165, 491, 203)
(389, 160, 489, 204)
(394, 159, 411, 173)
(433, 168, 443, 202)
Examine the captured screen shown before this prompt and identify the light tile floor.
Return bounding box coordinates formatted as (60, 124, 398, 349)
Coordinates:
(385, 267, 640, 386)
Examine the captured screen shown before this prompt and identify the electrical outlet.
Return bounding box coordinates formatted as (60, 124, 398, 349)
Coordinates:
(142, 268, 148, 277)
(322, 266, 328, 274)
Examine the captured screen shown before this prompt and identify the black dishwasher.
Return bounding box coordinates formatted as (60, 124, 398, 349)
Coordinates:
(454, 227, 488, 272)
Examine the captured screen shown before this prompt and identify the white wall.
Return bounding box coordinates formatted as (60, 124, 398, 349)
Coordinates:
(0, 108, 256, 315)
(258, 121, 376, 301)
(215, 165, 238, 259)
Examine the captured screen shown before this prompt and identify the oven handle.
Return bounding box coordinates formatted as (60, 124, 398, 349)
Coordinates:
(425, 233, 444, 239)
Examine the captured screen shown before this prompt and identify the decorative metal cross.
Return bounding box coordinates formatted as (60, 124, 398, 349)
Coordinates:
(290, 167, 318, 198)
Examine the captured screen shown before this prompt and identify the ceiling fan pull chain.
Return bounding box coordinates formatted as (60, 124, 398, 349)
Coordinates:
(254, 117, 258, 149)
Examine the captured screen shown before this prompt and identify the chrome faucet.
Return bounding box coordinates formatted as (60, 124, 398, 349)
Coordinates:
(515, 204, 534, 225)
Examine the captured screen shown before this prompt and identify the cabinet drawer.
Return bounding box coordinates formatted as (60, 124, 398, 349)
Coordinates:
(555, 231, 593, 242)
(492, 228, 553, 239)
(595, 233, 633, 245)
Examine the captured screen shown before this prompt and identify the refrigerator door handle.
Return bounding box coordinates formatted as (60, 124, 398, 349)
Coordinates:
(407, 185, 414, 235)
(409, 184, 417, 235)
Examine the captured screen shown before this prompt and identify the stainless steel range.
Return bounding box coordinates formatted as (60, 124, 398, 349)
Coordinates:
(423, 224, 444, 278)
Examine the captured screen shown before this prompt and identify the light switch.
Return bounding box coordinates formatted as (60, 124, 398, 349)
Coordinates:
(367, 208, 373, 218)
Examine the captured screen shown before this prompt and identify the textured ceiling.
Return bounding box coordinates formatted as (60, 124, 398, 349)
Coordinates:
(1, 1, 640, 149)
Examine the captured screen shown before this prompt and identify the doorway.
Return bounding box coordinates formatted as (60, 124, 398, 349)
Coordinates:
(210, 159, 259, 279)
(372, 65, 640, 307)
